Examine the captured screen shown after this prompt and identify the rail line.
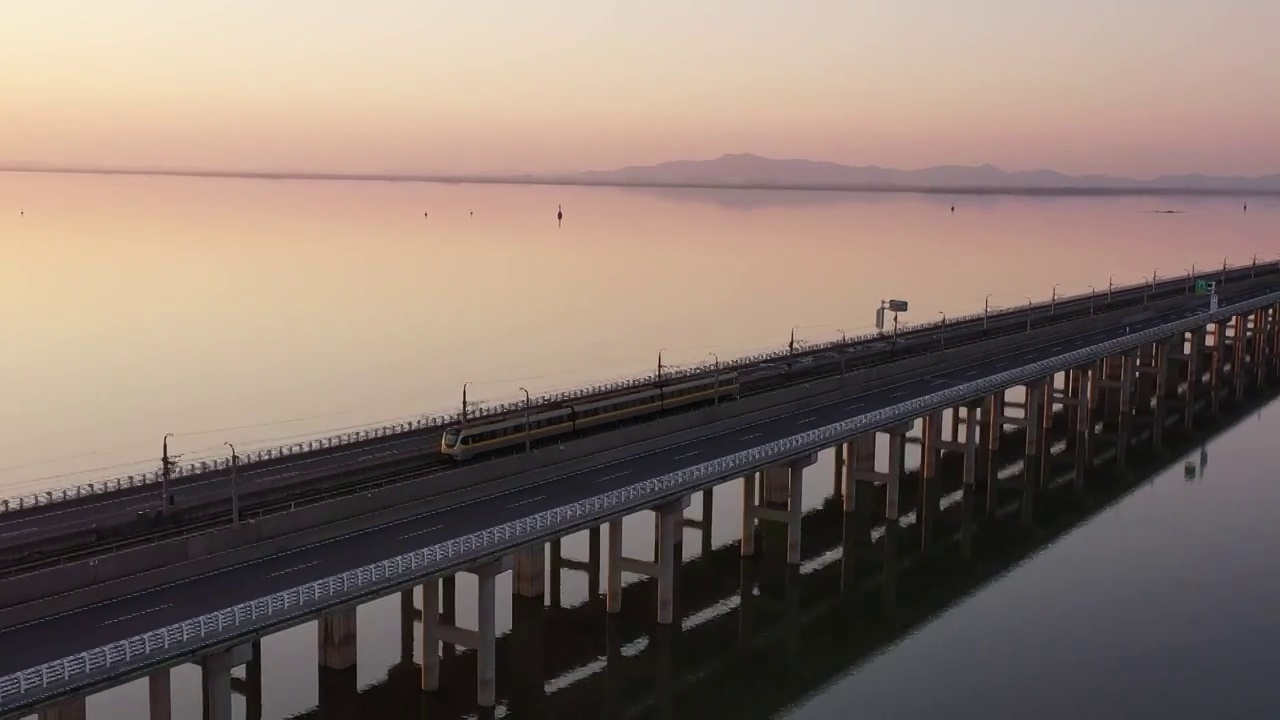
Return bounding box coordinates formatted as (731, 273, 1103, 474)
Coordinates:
(0, 279, 1258, 577)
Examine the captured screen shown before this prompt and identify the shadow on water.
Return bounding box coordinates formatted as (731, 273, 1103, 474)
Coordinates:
(287, 383, 1278, 720)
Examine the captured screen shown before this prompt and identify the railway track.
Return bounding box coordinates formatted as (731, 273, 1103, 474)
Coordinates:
(3, 277, 1263, 578)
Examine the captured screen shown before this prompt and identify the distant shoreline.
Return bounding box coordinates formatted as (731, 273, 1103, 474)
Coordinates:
(2, 165, 1276, 198)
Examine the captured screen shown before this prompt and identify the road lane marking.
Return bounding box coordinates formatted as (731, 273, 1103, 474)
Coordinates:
(103, 604, 173, 626)
(266, 561, 321, 578)
(798, 416, 819, 423)
(595, 471, 631, 483)
(740, 432, 763, 440)
(399, 524, 443, 540)
(507, 495, 546, 509)
(672, 451, 699, 461)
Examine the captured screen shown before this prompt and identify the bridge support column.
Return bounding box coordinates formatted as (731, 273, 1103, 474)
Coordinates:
(1233, 315, 1247, 400)
(919, 411, 944, 547)
(1020, 380, 1048, 523)
(1074, 364, 1096, 489)
(420, 556, 512, 707)
(38, 698, 86, 720)
(744, 456, 813, 564)
(201, 650, 234, 720)
(959, 402, 979, 559)
(608, 496, 692, 622)
(149, 669, 171, 720)
(985, 392, 1004, 452)
(1116, 352, 1137, 465)
(318, 607, 357, 671)
(513, 544, 546, 598)
(841, 435, 877, 516)
(1190, 328, 1207, 423)
(847, 425, 907, 537)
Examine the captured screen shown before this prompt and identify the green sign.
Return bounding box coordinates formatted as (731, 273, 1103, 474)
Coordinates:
(1194, 280, 1211, 295)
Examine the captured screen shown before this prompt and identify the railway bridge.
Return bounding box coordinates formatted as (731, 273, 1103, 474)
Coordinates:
(3, 264, 1280, 719)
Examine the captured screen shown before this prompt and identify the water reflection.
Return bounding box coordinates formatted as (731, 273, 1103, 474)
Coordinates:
(274, 387, 1278, 720)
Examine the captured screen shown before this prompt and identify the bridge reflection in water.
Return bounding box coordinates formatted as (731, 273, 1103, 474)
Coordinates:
(266, 380, 1269, 720)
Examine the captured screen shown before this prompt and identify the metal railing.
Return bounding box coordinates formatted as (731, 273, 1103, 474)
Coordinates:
(3, 260, 1272, 516)
(3, 288, 1275, 712)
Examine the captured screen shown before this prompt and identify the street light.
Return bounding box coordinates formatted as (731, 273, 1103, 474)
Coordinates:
(983, 293, 992, 330)
(1088, 285, 1096, 316)
(937, 311, 946, 348)
(708, 353, 720, 404)
(1025, 295, 1033, 331)
(461, 381, 472, 424)
(161, 432, 176, 513)
(1252, 253, 1258, 278)
(789, 326, 798, 355)
(518, 387, 531, 453)
(836, 330, 847, 375)
(1108, 275, 1114, 303)
(225, 442, 240, 527)
(657, 349, 665, 382)
(1051, 284, 1059, 314)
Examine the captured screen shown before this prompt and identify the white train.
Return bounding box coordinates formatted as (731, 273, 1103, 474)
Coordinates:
(441, 372, 740, 460)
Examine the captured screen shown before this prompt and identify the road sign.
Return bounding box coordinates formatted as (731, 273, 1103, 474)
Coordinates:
(887, 299, 909, 313)
(1195, 280, 1216, 295)
(875, 306, 886, 331)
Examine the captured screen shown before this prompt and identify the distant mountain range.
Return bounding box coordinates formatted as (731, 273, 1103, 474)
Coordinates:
(561, 153, 1280, 194)
(3, 154, 1278, 196)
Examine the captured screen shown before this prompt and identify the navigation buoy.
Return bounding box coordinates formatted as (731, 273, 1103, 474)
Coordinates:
(557, 204, 563, 227)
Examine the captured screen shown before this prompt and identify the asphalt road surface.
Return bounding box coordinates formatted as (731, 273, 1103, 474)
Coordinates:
(0, 292, 1252, 676)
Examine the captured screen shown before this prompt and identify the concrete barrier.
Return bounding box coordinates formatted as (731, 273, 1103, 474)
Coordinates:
(0, 292, 1219, 627)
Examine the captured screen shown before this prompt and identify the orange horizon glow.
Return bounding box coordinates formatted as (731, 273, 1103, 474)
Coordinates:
(2, 1, 1278, 178)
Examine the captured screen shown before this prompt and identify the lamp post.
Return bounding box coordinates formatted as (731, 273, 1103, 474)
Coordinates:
(789, 326, 798, 355)
(837, 329, 847, 375)
(225, 442, 239, 526)
(1051, 284, 1058, 314)
(1025, 296, 1033, 331)
(937, 311, 946, 348)
(1108, 275, 1114, 303)
(161, 432, 175, 513)
(708, 353, 720, 404)
(519, 387, 531, 453)
(1088, 285, 1095, 316)
(461, 381, 471, 424)
(1252, 253, 1258, 278)
(983, 294, 991, 330)
(657, 349, 665, 382)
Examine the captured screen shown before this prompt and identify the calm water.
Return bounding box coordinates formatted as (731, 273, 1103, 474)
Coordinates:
(2, 174, 1279, 719)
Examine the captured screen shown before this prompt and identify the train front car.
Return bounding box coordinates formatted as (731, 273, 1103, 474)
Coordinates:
(441, 426, 464, 459)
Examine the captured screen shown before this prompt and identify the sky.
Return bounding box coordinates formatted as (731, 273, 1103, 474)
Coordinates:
(2, 0, 1278, 177)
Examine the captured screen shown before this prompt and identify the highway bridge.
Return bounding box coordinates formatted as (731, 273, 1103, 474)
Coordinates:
(233, 383, 1259, 719)
(0, 262, 1271, 574)
(3, 265, 1278, 718)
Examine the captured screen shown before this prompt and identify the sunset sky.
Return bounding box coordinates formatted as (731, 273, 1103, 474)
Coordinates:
(2, 0, 1277, 177)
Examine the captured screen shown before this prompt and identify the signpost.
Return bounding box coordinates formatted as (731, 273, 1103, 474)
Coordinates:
(1196, 280, 1219, 311)
(876, 299, 909, 339)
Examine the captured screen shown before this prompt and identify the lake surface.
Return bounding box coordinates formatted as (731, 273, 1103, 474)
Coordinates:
(3, 174, 1279, 719)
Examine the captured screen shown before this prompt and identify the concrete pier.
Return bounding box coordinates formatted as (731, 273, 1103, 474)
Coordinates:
(608, 495, 692, 622)
(513, 544, 546, 598)
(201, 650, 233, 720)
(317, 607, 357, 671)
(148, 669, 171, 720)
(420, 556, 513, 707)
(743, 455, 815, 564)
(37, 698, 85, 720)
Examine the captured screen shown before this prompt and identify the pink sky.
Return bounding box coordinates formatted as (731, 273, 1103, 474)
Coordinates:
(2, 0, 1278, 177)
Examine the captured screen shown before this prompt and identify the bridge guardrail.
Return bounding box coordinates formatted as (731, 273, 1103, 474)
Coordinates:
(2, 262, 1272, 516)
(3, 287, 1275, 713)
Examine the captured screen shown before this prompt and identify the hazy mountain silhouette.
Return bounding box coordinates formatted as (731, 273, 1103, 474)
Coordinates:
(563, 153, 1280, 193)
(3, 153, 1278, 196)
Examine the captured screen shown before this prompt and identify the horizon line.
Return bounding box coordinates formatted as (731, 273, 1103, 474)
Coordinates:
(2, 164, 1277, 199)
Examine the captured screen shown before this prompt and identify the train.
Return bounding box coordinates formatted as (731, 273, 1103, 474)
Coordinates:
(441, 372, 740, 460)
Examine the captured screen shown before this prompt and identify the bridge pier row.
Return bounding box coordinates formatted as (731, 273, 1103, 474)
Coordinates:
(37, 697, 85, 720)
(420, 556, 513, 707)
(845, 425, 908, 550)
(742, 456, 814, 564)
(607, 495, 691, 623)
(1022, 380, 1052, 522)
(513, 544, 546, 598)
(840, 435, 877, 519)
(547, 524, 603, 601)
(200, 646, 241, 720)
